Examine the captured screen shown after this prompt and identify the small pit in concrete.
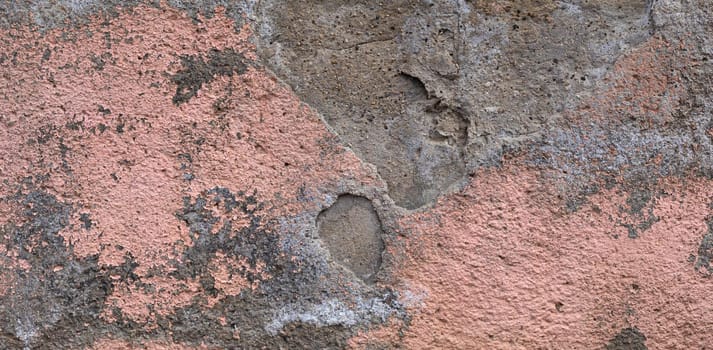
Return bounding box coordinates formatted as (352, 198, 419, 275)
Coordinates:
(316, 195, 385, 283)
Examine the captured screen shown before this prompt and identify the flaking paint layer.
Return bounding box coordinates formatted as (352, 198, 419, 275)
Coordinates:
(1, 3, 390, 348)
(1, 0, 713, 349)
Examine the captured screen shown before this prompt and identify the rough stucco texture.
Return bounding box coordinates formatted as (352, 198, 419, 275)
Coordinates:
(1, 1, 712, 349)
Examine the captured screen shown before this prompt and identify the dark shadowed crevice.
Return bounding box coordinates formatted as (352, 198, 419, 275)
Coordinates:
(398, 72, 429, 99)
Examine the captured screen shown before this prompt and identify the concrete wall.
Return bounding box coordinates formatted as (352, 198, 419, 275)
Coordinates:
(0, 1, 712, 349)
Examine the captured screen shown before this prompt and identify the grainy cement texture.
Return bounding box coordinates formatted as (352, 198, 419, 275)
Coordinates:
(0, 0, 712, 349)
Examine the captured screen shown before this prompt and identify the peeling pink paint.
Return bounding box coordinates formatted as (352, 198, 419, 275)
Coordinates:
(0, 3, 377, 329)
(391, 165, 713, 349)
(575, 37, 688, 126)
(348, 319, 404, 349)
(2, 1, 711, 348)
(0, 268, 12, 297)
(209, 251, 262, 295)
(103, 275, 208, 325)
(89, 338, 215, 350)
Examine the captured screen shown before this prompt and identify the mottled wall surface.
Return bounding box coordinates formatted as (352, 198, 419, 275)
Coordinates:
(0, 1, 712, 349)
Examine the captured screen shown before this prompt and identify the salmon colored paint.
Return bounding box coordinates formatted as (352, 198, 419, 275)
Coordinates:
(103, 275, 209, 325)
(348, 319, 404, 349)
(574, 37, 687, 126)
(209, 251, 255, 295)
(0, 4, 377, 326)
(89, 338, 215, 350)
(2, 2, 712, 349)
(389, 165, 713, 349)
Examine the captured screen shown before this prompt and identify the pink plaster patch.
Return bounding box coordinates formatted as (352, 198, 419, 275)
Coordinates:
(103, 274, 209, 325)
(391, 166, 713, 349)
(0, 202, 34, 276)
(209, 251, 264, 295)
(348, 319, 405, 349)
(574, 37, 688, 126)
(0, 3, 377, 327)
(0, 268, 13, 297)
(89, 338, 215, 350)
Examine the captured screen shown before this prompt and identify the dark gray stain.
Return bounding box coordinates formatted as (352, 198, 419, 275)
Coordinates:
(173, 187, 271, 284)
(169, 48, 248, 105)
(695, 217, 713, 276)
(98, 105, 111, 115)
(0, 186, 138, 349)
(89, 52, 113, 71)
(606, 327, 648, 350)
(0, 184, 401, 349)
(164, 188, 401, 348)
(625, 188, 652, 215)
(41, 48, 51, 62)
(79, 212, 93, 230)
(619, 187, 660, 238)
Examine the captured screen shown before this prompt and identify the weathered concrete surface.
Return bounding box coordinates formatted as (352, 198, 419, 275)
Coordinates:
(317, 195, 385, 284)
(0, 0, 712, 349)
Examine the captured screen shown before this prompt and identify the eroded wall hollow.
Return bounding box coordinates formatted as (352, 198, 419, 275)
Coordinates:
(316, 195, 385, 283)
